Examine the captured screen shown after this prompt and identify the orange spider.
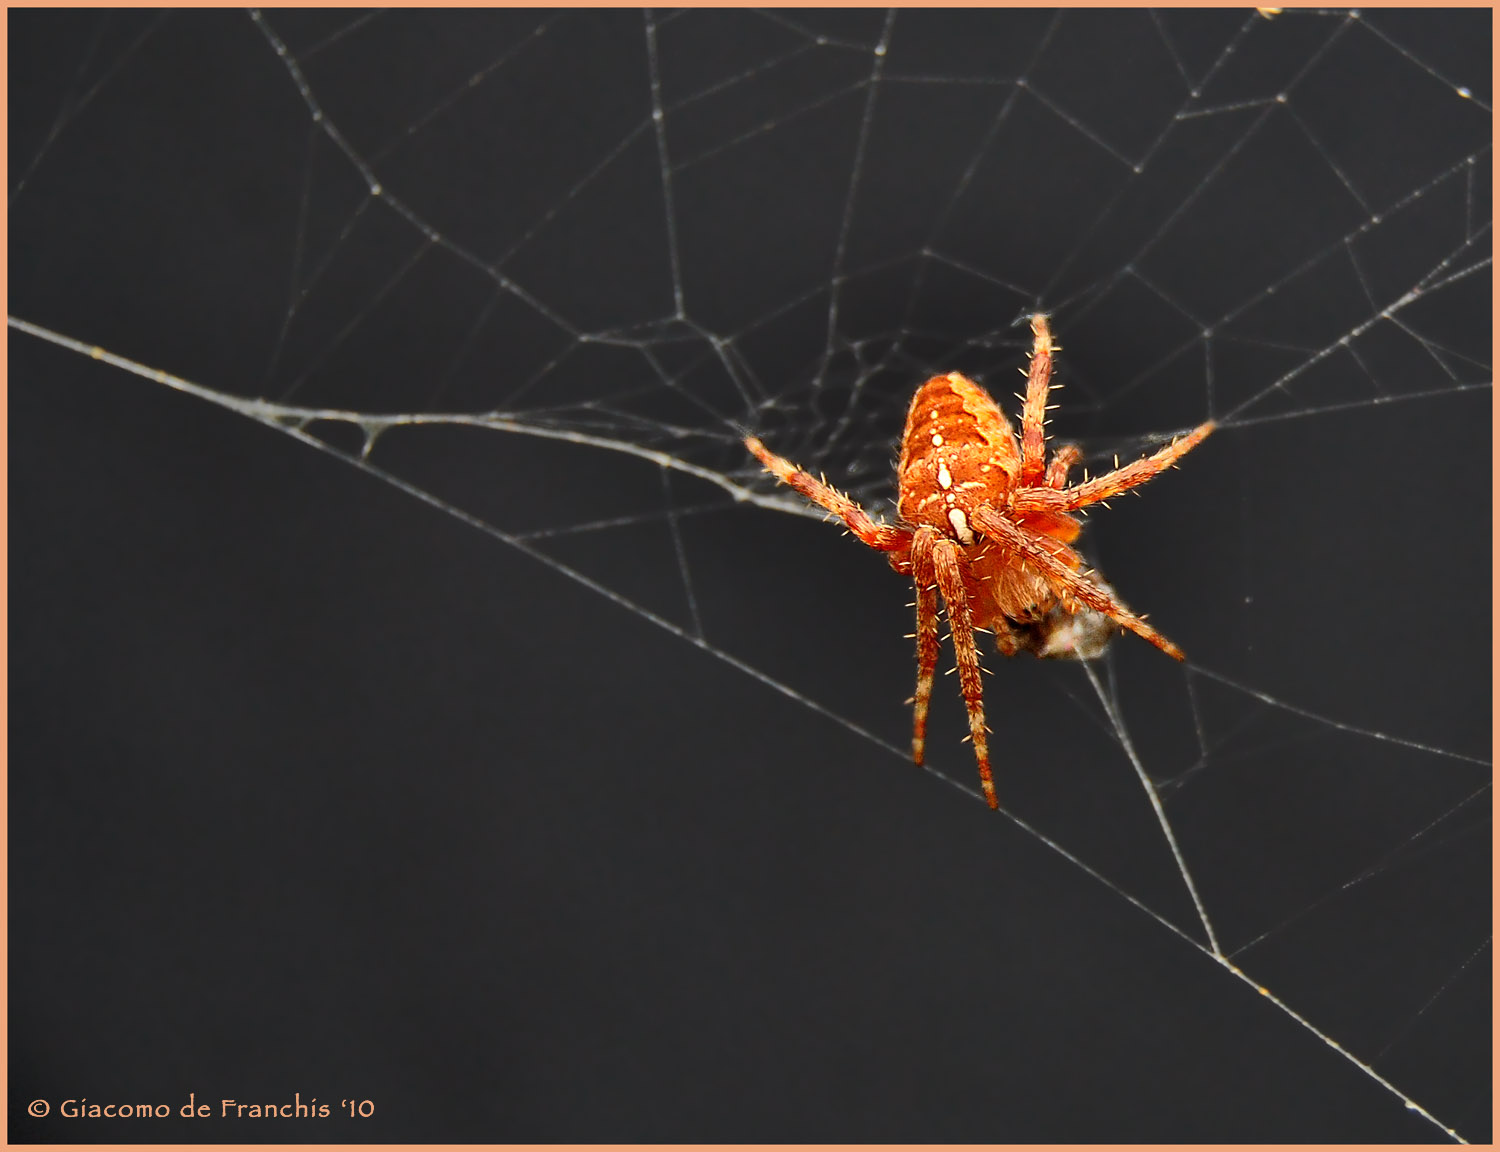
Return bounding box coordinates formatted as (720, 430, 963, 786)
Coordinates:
(745, 315, 1214, 809)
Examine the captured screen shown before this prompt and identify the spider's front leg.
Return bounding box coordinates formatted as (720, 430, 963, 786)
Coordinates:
(745, 436, 907, 551)
(1019, 317, 1088, 492)
(1019, 314, 1056, 485)
(1013, 422, 1215, 514)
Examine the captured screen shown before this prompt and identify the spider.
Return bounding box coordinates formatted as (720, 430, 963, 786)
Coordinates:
(745, 315, 1214, 809)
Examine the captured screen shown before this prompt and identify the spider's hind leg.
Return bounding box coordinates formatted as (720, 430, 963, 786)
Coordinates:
(908, 528, 941, 773)
(971, 506, 1185, 660)
(919, 527, 999, 809)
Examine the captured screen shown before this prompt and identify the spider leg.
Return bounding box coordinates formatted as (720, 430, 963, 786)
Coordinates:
(908, 528, 941, 775)
(922, 526, 999, 809)
(1012, 422, 1214, 514)
(969, 506, 1186, 660)
(745, 436, 908, 551)
(1045, 443, 1082, 488)
(1018, 314, 1055, 486)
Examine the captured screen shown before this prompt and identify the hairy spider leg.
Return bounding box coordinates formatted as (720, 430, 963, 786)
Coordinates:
(908, 529, 941, 774)
(1019, 314, 1056, 485)
(915, 526, 999, 809)
(1012, 421, 1216, 515)
(1044, 443, 1082, 489)
(744, 436, 908, 551)
(971, 506, 1185, 660)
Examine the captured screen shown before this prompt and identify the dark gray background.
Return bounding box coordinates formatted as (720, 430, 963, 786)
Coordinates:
(10, 8, 1491, 1142)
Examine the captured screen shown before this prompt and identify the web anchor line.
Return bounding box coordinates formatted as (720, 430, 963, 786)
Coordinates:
(1082, 661, 1221, 958)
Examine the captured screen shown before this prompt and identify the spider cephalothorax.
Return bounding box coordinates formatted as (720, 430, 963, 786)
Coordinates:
(745, 314, 1213, 809)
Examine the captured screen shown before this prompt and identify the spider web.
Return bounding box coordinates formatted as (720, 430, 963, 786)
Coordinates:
(9, 8, 1491, 1142)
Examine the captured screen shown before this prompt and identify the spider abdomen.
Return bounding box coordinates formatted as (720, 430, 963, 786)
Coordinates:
(896, 372, 1021, 535)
